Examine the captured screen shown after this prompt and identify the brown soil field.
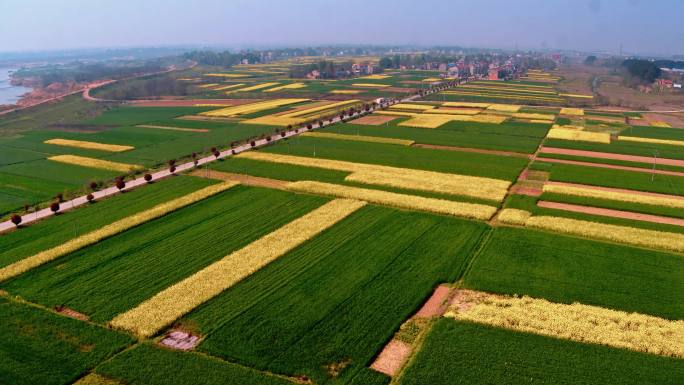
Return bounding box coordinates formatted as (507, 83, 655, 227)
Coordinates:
(414, 285, 451, 318)
(540, 147, 684, 167)
(370, 340, 412, 376)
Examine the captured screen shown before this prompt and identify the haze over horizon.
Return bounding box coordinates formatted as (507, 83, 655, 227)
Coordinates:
(1, 0, 683, 56)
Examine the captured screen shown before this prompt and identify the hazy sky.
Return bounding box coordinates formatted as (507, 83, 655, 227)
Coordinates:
(1, 0, 683, 55)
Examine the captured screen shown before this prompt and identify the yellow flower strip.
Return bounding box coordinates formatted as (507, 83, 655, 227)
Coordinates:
(443, 91, 564, 103)
(204, 73, 250, 78)
(560, 108, 585, 116)
(485, 104, 521, 112)
(547, 128, 611, 144)
(359, 74, 391, 79)
(279, 100, 361, 118)
(200, 99, 308, 117)
(109, 198, 366, 337)
(544, 183, 684, 209)
(351, 83, 390, 88)
(286, 181, 497, 220)
(618, 136, 684, 147)
(389, 103, 436, 111)
(442, 101, 491, 108)
(512, 112, 556, 121)
(227, 82, 280, 93)
(559, 93, 594, 99)
(44, 139, 134, 153)
(459, 84, 559, 95)
(525, 215, 684, 254)
(330, 90, 362, 94)
(0, 182, 238, 282)
(48, 155, 143, 173)
(496, 208, 532, 225)
(650, 121, 672, 128)
(398, 115, 453, 128)
(263, 83, 306, 92)
(375, 110, 419, 117)
(211, 83, 245, 91)
(300, 132, 414, 146)
(237, 152, 510, 201)
(423, 77, 444, 82)
(423, 108, 481, 116)
(73, 373, 123, 385)
(445, 291, 683, 358)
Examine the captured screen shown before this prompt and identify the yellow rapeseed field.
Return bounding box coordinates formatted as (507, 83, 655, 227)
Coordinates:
(241, 115, 305, 126)
(544, 184, 684, 209)
(547, 128, 611, 144)
(496, 208, 532, 226)
(560, 107, 585, 116)
(444, 91, 564, 103)
(279, 100, 361, 118)
(238, 152, 510, 201)
(200, 99, 308, 117)
(398, 115, 453, 128)
(286, 181, 498, 220)
(526, 216, 684, 253)
(442, 101, 491, 108)
(486, 104, 521, 112)
(389, 103, 436, 111)
(559, 93, 594, 99)
(424, 108, 481, 115)
(205, 73, 251, 78)
(0, 182, 238, 282)
(263, 83, 306, 92)
(650, 121, 672, 128)
(359, 74, 391, 80)
(445, 291, 683, 358)
(460, 85, 558, 95)
(44, 139, 134, 152)
(618, 136, 684, 147)
(109, 199, 366, 337)
(227, 82, 280, 93)
(48, 155, 142, 173)
(375, 110, 419, 117)
(351, 83, 390, 88)
(330, 90, 362, 94)
(211, 83, 245, 91)
(513, 112, 556, 121)
(301, 132, 414, 146)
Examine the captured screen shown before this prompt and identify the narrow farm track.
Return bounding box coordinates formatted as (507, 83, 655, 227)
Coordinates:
(537, 200, 684, 227)
(190, 169, 288, 190)
(0, 86, 448, 233)
(412, 143, 531, 159)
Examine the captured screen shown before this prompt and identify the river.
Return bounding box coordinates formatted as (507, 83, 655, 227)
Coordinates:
(0, 68, 31, 105)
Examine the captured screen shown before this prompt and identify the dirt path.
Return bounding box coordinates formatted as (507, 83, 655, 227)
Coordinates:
(536, 157, 684, 177)
(414, 285, 452, 318)
(413, 143, 531, 158)
(190, 169, 288, 190)
(541, 147, 684, 168)
(537, 200, 684, 227)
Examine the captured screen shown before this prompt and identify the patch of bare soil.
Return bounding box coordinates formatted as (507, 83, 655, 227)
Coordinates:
(129, 99, 258, 107)
(449, 289, 490, 313)
(537, 200, 684, 227)
(510, 185, 542, 197)
(54, 306, 89, 321)
(160, 330, 200, 351)
(370, 340, 412, 377)
(349, 115, 398, 125)
(191, 169, 288, 189)
(414, 285, 452, 318)
(642, 112, 684, 128)
(413, 143, 531, 158)
(540, 147, 684, 168)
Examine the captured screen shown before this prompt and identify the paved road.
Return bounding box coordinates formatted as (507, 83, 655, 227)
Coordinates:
(0, 84, 449, 233)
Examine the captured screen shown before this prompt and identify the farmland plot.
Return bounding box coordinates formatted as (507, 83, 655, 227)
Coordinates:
(2, 186, 327, 322)
(400, 320, 683, 385)
(0, 297, 132, 385)
(463, 227, 684, 320)
(184, 206, 487, 384)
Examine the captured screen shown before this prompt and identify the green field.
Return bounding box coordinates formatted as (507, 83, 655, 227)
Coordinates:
(94, 344, 295, 385)
(463, 227, 684, 319)
(2, 186, 327, 322)
(183, 205, 486, 384)
(0, 175, 215, 268)
(0, 297, 133, 385)
(400, 319, 684, 385)
(320, 119, 549, 154)
(544, 136, 684, 161)
(261, 136, 528, 181)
